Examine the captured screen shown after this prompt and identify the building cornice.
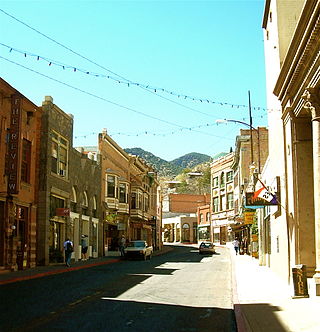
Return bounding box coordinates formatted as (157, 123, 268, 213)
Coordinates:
(274, 1, 320, 103)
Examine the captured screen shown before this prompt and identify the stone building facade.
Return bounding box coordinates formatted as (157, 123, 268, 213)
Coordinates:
(262, 0, 320, 295)
(69, 148, 102, 261)
(0, 78, 42, 271)
(37, 96, 101, 265)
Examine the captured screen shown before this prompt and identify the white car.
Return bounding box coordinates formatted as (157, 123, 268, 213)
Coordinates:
(199, 241, 216, 255)
(124, 240, 153, 260)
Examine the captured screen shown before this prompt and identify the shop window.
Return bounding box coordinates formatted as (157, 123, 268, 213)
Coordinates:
(50, 195, 65, 217)
(21, 139, 31, 183)
(14, 206, 28, 246)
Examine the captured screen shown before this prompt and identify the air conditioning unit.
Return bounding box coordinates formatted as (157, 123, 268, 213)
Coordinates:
(59, 169, 66, 177)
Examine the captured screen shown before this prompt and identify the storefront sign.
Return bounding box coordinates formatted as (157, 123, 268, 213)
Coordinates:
(244, 211, 255, 224)
(7, 94, 22, 194)
(56, 208, 70, 216)
(245, 192, 278, 206)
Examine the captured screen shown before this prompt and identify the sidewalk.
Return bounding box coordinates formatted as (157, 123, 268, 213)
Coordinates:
(230, 244, 320, 332)
(0, 246, 173, 286)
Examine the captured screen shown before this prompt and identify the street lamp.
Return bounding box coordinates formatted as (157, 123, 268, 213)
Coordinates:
(215, 118, 261, 173)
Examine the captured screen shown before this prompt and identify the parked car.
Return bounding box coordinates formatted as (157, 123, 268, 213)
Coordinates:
(124, 240, 153, 260)
(199, 241, 216, 255)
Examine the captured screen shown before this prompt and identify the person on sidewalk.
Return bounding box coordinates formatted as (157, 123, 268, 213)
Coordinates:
(119, 235, 126, 257)
(64, 238, 73, 267)
(81, 235, 88, 261)
(232, 238, 240, 255)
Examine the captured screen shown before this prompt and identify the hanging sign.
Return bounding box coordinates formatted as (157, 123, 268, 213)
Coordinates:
(7, 94, 22, 194)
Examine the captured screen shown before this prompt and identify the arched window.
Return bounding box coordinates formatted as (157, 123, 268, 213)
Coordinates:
(92, 195, 97, 218)
(82, 191, 88, 215)
(70, 186, 78, 212)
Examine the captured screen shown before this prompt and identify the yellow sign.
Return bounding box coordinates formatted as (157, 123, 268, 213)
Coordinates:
(244, 212, 255, 224)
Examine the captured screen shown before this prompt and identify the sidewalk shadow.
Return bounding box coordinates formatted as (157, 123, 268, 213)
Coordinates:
(239, 303, 288, 332)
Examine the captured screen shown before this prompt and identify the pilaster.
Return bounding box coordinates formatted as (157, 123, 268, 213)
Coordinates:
(303, 87, 320, 295)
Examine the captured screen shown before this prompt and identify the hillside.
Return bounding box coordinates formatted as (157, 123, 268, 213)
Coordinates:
(124, 148, 212, 177)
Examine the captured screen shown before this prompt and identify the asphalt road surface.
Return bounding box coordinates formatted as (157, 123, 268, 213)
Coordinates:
(0, 245, 236, 332)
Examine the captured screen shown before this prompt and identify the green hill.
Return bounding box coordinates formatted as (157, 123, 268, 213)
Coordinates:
(124, 148, 212, 177)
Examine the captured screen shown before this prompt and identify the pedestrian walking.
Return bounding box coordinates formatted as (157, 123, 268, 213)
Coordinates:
(233, 238, 240, 255)
(119, 235, 126, 257)
(81, 235, 88, 261)
(64, 238, 73, 267)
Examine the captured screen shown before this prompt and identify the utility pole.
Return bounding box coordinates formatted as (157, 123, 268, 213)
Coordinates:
(248, 90, 254, 165)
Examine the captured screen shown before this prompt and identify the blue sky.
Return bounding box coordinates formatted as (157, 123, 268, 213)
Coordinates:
(0, 0, 267, 161)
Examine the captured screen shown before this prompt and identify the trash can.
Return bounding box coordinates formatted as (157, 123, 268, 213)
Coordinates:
(292, 264, 309, 298)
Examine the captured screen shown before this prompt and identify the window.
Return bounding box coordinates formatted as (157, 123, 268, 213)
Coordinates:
(200, 213, 204, 223)
(227, 193, 234, 209)
(212, 197, 219, 213)
(220, 172, 225, 188)
(206, 212, 210, 223)
(107, 175, 116, 198)
(21, 139, 31, 183)
(82, 191, 88, 215)
(212, 176, 218, 188)
(131, 192, 137, 209)
(119, 183, 127, 203)
(226, 171, 233, 183)
(92, 196, 97, 218)
(70, 186, 77, 212)
(13, 206, 28, 244)
(220, 194, 225, 211)
(144, 194, 149, 212)
(138, 192, 143, 210)
(50, 195, 65, 217)
(51, 131, 68, 177)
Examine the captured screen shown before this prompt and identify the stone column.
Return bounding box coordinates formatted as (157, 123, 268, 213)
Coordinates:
(303, 88, 320, 295)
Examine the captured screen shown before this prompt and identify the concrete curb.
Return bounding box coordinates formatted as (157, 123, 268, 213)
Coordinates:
(230, 246, 248, 332)
(0, 246, 173, 286)
(0, 258, 121, 286)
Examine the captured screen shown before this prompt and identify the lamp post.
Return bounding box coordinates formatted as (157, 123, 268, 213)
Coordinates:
(215, 118, 261, 173)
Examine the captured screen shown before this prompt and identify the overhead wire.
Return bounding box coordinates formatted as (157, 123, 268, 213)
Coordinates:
(0, 8, 271, 114)
(0, 54, 228, 139)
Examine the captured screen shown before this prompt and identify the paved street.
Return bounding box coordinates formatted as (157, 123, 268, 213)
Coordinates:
(0, 245, 236, 332)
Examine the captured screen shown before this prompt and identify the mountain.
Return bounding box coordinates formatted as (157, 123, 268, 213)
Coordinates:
(124, 148, 212, 177)
(171, 152, 212, 169)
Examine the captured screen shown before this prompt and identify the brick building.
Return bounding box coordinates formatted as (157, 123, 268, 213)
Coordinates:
(169, 193, 210, 213)
(0, 78, 42, 271)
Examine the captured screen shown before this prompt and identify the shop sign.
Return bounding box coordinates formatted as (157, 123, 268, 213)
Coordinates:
(7, 94, 22, 194)
(244, 211, 255, 224)
(245, 192, 278, 206)
(56, 208, 70, 216)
